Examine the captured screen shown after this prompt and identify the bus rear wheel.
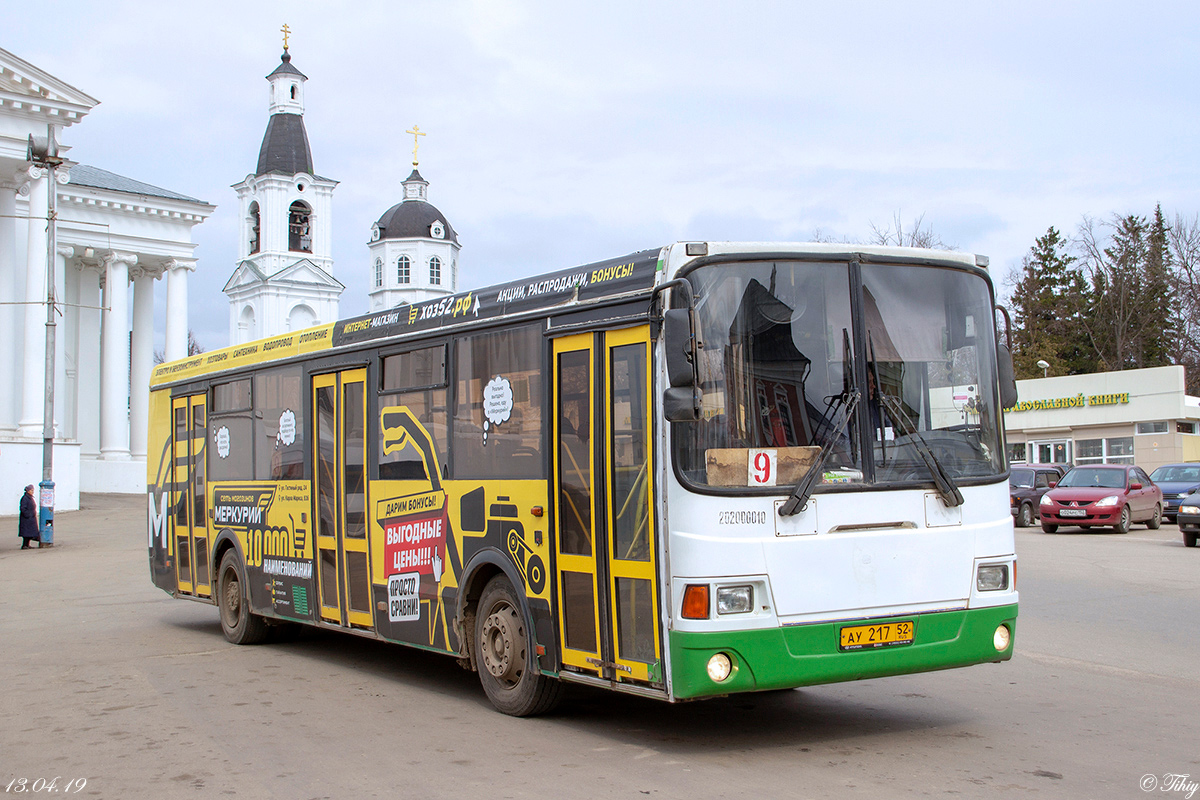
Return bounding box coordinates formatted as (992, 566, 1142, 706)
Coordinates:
(474, 575, 561, 717)
(218, 549, 269, 645)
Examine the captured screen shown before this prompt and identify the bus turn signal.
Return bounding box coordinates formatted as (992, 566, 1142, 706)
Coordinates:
(682, 584, 710, 619)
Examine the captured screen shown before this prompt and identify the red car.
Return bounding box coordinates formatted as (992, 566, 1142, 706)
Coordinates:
(1039, 464, 1163, 534)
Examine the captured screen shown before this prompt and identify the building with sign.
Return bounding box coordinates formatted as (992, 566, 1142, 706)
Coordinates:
(1004, 365, 1200, 473)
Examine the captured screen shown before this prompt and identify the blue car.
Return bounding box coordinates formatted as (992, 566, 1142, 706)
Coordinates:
(1148, 464, 1200, 522)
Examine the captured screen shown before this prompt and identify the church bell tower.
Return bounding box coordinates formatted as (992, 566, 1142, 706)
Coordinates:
(224, 27, 343, 344)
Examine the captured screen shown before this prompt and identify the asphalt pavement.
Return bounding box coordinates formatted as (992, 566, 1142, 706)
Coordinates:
(2, 495, 1199, 799)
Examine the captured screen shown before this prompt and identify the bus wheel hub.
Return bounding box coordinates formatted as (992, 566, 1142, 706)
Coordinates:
(482, 606, 521, 682)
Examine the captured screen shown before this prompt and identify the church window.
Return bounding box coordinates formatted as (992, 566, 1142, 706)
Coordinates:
(430, 256, 442, 286)
(248, 203, 261, 255)
(397, 255, 411, 284)
(289, 201, 312, 253)
(374, 258, 383, 288)
(290, 84, 297, 100)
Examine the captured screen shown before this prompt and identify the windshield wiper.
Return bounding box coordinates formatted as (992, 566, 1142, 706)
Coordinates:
(877, 393, 963, 508)
(779, 389, 860, 516)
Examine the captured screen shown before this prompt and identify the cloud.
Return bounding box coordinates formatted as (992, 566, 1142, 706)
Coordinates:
(7, 0, 1200, 350)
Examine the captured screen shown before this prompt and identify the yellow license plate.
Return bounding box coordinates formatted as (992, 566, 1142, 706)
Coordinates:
(839, 620, 914, 651)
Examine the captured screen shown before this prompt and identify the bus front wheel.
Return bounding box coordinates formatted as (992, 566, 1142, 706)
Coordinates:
(218, 549, 269, 645)
(474, 575, 561, 716)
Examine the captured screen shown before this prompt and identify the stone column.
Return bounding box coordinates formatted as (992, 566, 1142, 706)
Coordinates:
(128, 267, 159, 459)
(100, 251, 136, 460)
(54, 244, 73, 438)
(0, 179, 19, 431)
(76, 263, 103, 458)
(164, 258, 195, 362)
(19, 165, 48, 437)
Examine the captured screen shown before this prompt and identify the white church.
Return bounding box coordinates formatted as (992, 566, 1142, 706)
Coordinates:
(224, 46, 461, 341)
(0, 40, 463, 506)
(0, 47, 212, 509)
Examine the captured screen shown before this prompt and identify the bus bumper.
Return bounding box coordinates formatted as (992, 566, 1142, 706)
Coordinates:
(668, 604, 1017, 700)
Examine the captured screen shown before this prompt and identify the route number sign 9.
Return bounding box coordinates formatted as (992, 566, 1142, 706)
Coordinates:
(748, 448, 778, 486)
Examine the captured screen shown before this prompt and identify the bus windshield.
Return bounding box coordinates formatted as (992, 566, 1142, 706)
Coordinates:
(675, 259, 1005, 489)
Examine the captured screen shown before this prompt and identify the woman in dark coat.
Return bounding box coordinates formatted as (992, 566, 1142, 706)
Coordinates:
(18, 484, 38, 549)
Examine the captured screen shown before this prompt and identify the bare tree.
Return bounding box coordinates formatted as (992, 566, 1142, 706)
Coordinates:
(154, 329, 207, 364)
(1169, 213, 1200, 393)
(867, 211, 953, 250)
(1072, 213, 1173, 372)
(808, 227, 855, 245)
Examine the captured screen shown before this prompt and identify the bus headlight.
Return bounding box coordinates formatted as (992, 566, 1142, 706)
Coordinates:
(993, 625, 1011, 651)
(716, 585, 753, 615)
(707, 653, 733, 682)
(976, 564, 1009, 592)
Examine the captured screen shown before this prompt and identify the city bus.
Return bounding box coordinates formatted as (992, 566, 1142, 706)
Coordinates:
(147, 241, 1020, 716)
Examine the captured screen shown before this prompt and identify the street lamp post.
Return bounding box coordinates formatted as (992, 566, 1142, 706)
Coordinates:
(28, 127, 64, 546)
(1037, 359, 1050, 379)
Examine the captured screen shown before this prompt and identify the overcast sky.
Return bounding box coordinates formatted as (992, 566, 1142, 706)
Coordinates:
(9, 1, 1200, 351)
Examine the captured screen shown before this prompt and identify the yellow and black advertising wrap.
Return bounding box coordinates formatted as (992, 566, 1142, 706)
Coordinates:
(211, 482, 315, 620)
(369, 405, 553, 659)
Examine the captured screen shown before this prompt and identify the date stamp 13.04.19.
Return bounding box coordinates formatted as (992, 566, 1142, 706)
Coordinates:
(4, 778, 87, 794)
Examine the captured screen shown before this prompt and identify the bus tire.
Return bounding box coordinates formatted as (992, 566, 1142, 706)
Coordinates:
(218, 549, 269, 645)
(475, 575, 561, 717)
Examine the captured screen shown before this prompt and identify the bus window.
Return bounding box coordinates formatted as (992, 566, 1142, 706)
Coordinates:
(210, 378, 254, 481)
(213, 378, 251, 411)
(254, 367, 304, 480)
(610, 343, 650, 562)
(452, 324, 544, 479)
(380, 346, 449, 481)
(677, 261, 854, 486)
(859, 263, 1004, 483)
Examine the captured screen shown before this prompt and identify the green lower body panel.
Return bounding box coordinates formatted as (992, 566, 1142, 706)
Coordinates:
(669, 604, 1017, 700)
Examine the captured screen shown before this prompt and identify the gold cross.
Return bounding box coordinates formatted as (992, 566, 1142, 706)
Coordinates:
(281, 23, 291, 51)
(406, 125, 426, 166)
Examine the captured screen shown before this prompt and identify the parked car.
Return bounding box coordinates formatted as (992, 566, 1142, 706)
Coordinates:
(1147, 463, 1200, 522)
(1039, 464, 1163, 534)
(1177, 492, 1200, 547)
(1010, 465, 1066, 527)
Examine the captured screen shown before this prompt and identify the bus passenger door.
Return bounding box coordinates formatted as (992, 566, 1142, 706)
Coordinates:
(312, 369, 374, 629)
(552, 327, 661, 686)
(553, 334, 602, 674)
(171, 394, 210, 597)
(603, 327, 660, 683)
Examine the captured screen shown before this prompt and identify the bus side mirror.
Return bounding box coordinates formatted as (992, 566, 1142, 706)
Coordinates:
(663, 387, 701, 421)
(997, 343, 1018, 409)
(662, 308, 700, 421)
(663, 308, 695, 388)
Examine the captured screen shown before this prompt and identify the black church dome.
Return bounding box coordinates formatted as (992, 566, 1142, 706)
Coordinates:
(373, 200, 459, 244)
